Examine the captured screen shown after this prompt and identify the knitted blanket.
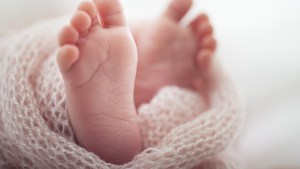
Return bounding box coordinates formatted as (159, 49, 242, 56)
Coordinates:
(0, 18, 244, 169)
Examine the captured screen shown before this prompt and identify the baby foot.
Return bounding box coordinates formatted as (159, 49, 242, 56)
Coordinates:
(57, 0, 141, 164)
(133, 0, 216, 107)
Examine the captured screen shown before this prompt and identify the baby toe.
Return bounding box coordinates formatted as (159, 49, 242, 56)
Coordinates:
(78, 1, 98, 26)
(196, 49, 213, 70)
(58, 25, 79, 46)
(71, 11, 92, 34)
(57, 45, 79, 73)
(200, 36, 217, 51)
(197, 22, 214, 38)
(189, 14, 208, 30)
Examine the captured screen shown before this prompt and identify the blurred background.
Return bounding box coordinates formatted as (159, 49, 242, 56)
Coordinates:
(1, 0, 300, 168)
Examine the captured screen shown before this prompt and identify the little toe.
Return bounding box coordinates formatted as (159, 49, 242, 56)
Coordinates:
(71, 11, 92, 34)
(58, 25, 79, 46)
(92, 0, 127, 28)
(196, 49, 213, 70)
(199, 36, 217, 51)
(57, 45, 79, 73)
(163, 0, 193, 22)
(77, 1, 99, 26)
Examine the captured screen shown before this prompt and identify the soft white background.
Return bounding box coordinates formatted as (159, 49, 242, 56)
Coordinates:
(1, 0, 300, 168)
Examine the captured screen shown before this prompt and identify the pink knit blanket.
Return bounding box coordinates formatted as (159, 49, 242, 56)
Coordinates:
(0, 18, 244, 169)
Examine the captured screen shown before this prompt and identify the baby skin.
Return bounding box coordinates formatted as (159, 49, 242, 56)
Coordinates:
(57, 0, 216, 165)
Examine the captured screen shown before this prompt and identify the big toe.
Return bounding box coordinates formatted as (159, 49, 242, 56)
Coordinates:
(163, 0, 193, 22)
(92, 0, 127, 28)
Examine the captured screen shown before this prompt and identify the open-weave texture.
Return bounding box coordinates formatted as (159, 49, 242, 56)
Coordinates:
(0, 18, 244, 169)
